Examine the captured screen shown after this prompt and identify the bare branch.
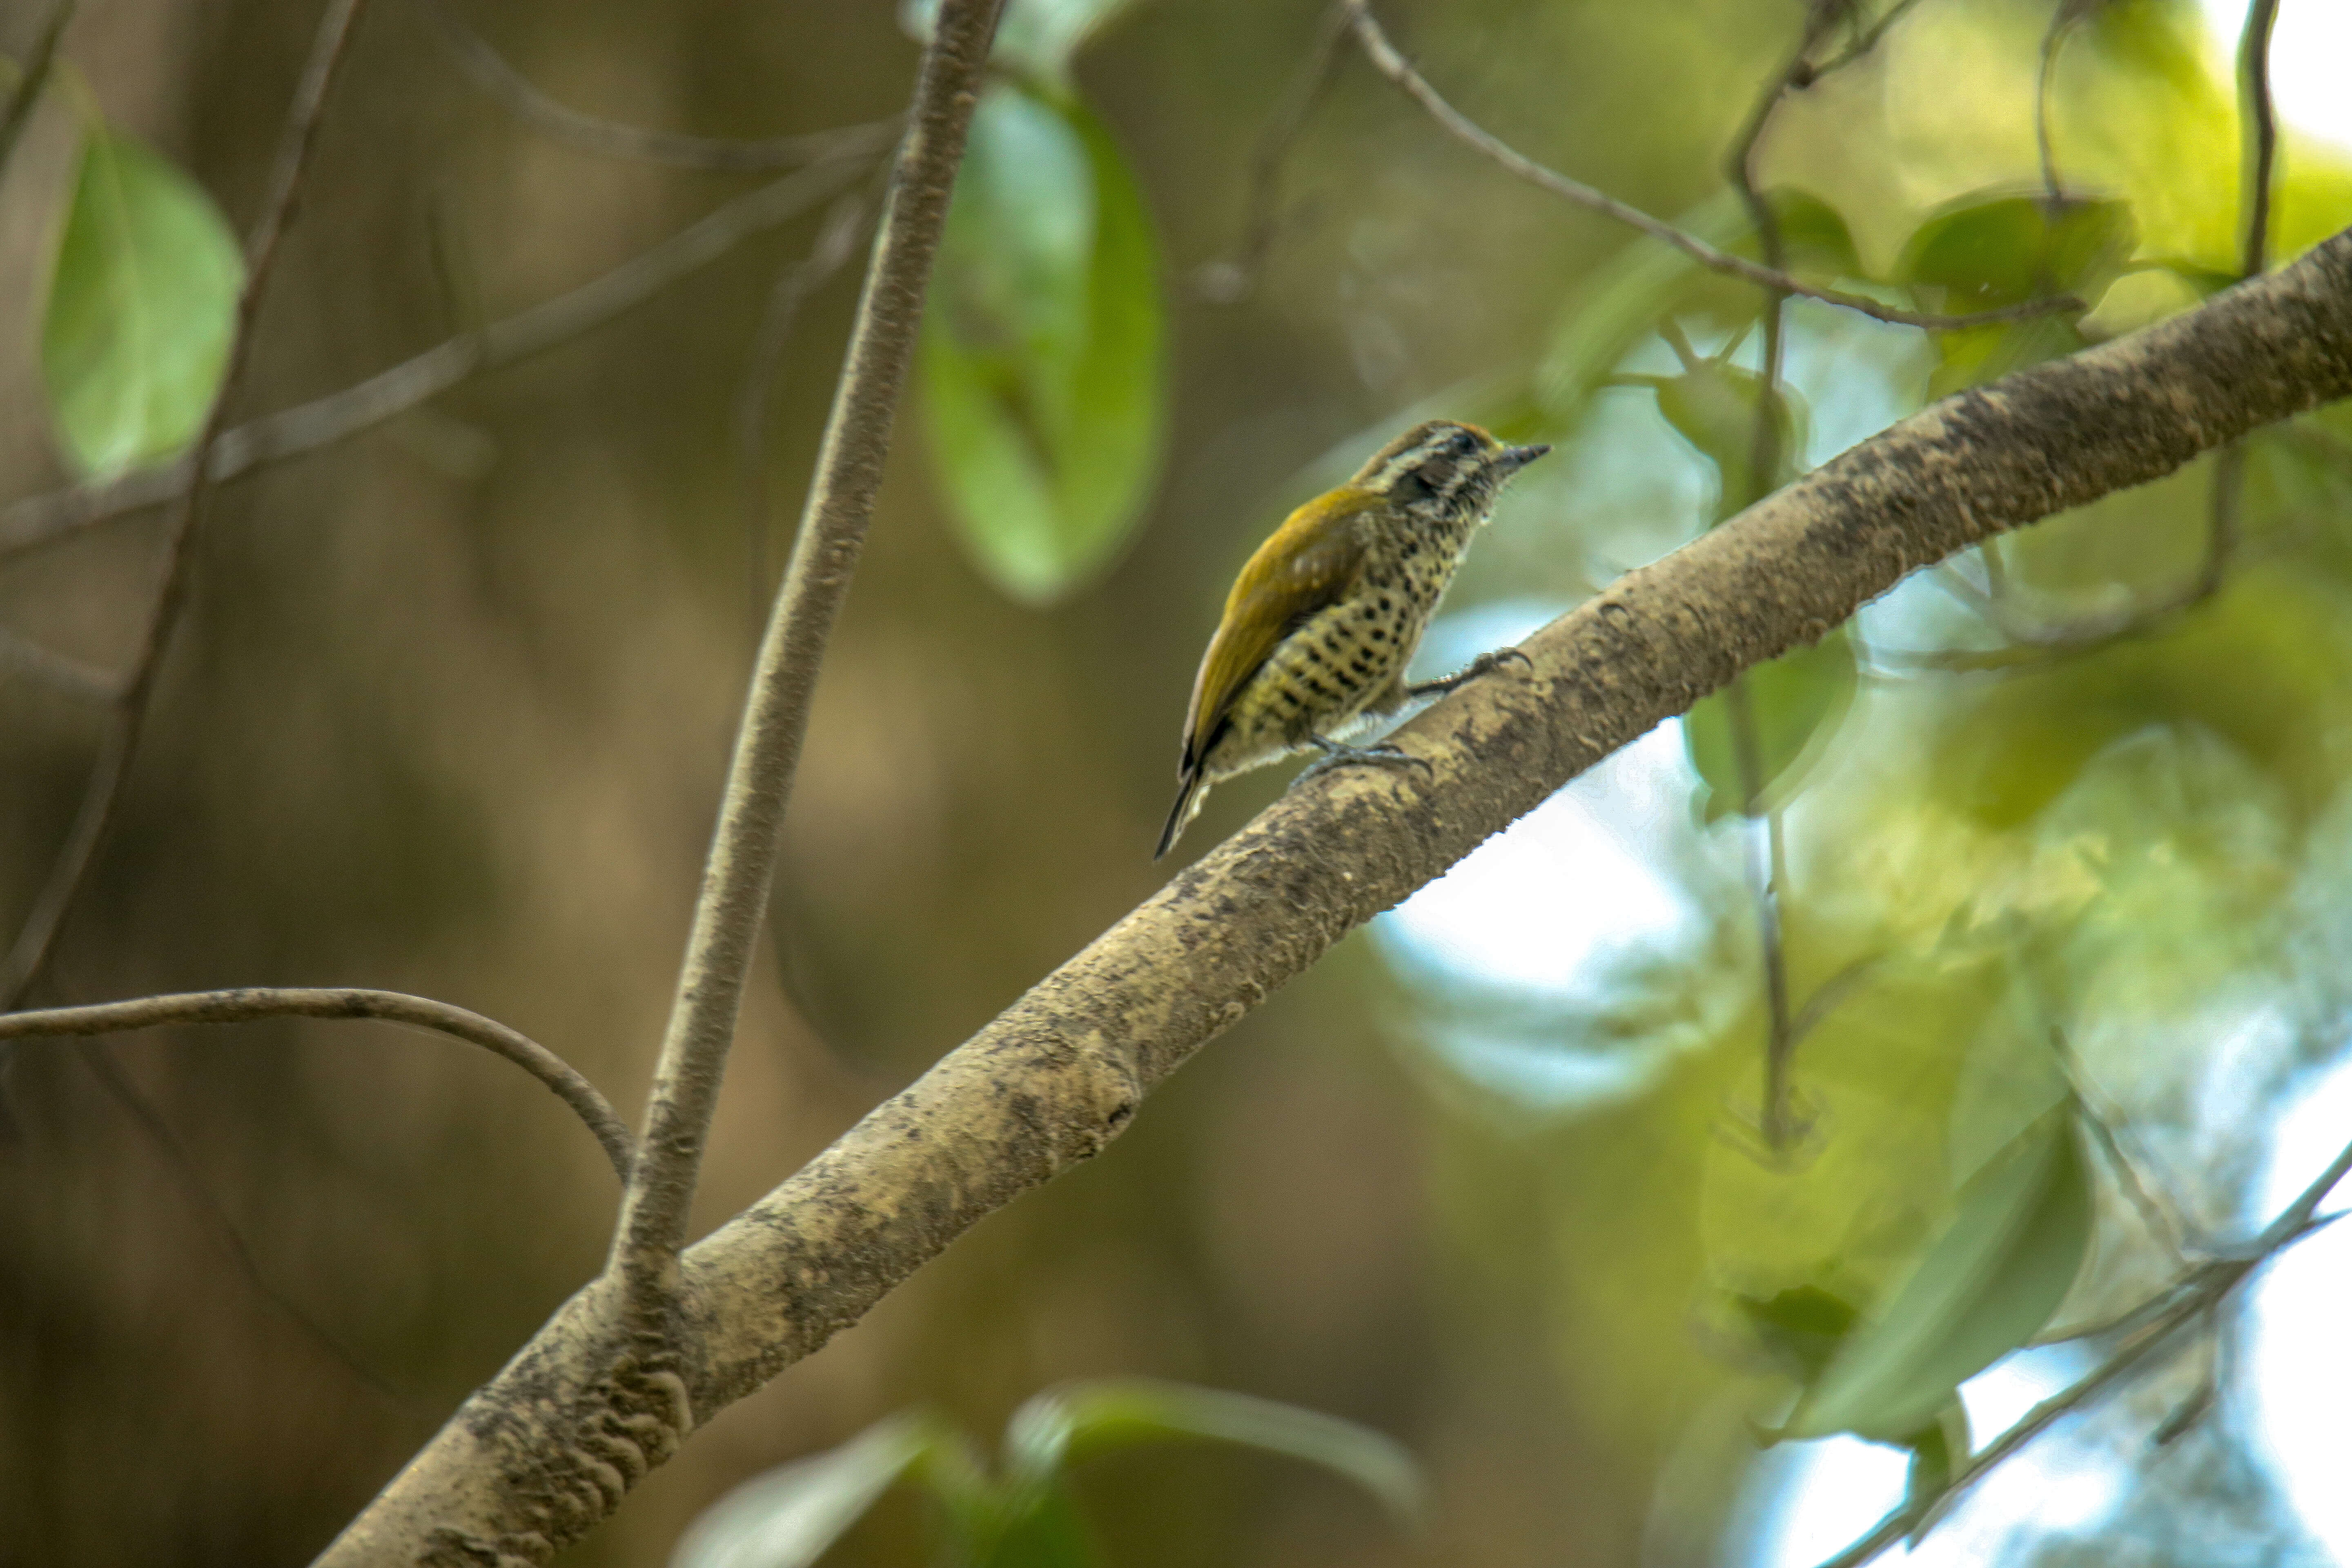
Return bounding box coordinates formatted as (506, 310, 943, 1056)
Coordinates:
(1868, 444, 2242, 674)
(412, 0, 900, 172)
(1345, 1, 2084, 331)
(311, 226, 2352, 1568)
(608, 0, 1006, 1326)
(0, 0, 74, 182)
(1196, 0, 1352, 303)
(1806, 0, 1931, 77)
(75, 1043, 419, 1408)
(0, 153, 876, 559)
(0, 623, 120, 702)
(1813, 1119, 2352, 1568)
(0, 0, 374, 1009)
(2238, 0, 2281, 277)
(739, 188, 877, 637)
(0, 987, 633, 1179)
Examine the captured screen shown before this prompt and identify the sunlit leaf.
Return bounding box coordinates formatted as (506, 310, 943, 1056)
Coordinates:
(900, 0, 1146, 90)
(1895, 193, 2134, 398)
(1644, 356, 1809, 519)
(922, 82, 1166, 605)
(1785, 1102, 2092, 1442)
(1002, 1379, 1424, 1527)
(1902, 1400, 1972, 1532)
(668, 1412, 938, 1568)
(1898, 193, 2135, 310)
(1726, 188, 1864, 283)
(40, 127, 243, 478)
(1684, 630, 1856, 820)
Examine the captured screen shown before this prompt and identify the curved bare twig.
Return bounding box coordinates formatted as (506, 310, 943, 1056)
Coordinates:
(412, 0, 900, 172)
(0, 0, 375, 1011)
(1346, 1, 2084, 332)
(0, 986, 633, 1179)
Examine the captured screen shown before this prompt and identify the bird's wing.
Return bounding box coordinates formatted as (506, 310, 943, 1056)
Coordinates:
(1179, 486, 1376, 775)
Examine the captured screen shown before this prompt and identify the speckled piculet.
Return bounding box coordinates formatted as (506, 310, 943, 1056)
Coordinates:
(1156, 419, 1550, 858)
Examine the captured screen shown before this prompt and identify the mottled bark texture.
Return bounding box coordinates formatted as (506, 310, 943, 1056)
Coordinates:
(316, 232, 2352, 1566)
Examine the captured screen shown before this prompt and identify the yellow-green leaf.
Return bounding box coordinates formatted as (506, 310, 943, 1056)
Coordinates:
(40, 128, 243, 478)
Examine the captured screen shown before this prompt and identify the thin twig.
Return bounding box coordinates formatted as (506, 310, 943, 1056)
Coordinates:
(1196, 0, 1353, 303)
(1811, 1127, 2352, 1568)
(1345, 1, 2083, 331)
(0, 623, 120, 702)
(412, 0, 900, 172)
(2238, 0, 2281, 278)
(1723, 677, 1797, 1149)
(76, 1042, 420, 1409)
(1804, 0, 1931, 77)
(0, 0, 374, 1009)
(739, 189, 876, 643)
(0, 152, 877, 558)
(2034, 3, 2083, 205)
(608, 0, 1007, 1331)
(0, 987, 633, 1178)
(1869, 445, 2242, 675)
(0, 0, 74, 183)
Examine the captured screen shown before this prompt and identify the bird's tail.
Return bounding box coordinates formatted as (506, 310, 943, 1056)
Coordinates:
(1155, 766, 1207, 861)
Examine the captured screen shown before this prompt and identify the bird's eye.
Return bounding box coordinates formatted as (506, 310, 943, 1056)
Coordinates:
(1448, 430, 1477, 456)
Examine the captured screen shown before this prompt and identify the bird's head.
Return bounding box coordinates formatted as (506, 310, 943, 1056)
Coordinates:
(1354, 419, 1550, 519)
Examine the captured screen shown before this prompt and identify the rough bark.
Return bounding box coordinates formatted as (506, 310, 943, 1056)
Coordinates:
(315, 229, 2352, 1566)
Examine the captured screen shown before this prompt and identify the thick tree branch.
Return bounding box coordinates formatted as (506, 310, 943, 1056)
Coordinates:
(0, 987, 632, 1179)
(315, 229, 2352, 1568)
(0, 153, 875, 559)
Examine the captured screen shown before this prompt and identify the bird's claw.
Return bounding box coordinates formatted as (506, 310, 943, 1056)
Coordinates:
(1294, 739, 1434, 788)
(1406, 646, 1532, 699)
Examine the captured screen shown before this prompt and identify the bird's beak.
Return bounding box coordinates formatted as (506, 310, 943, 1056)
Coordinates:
(1504, 442, 1552, 471)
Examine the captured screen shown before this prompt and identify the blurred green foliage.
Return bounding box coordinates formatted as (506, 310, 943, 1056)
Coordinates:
(4, 0, 2352, 1566)
(39, 125, 241, 476)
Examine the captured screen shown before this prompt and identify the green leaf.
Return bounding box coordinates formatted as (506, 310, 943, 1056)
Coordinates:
(1895, 193, 2134, 398)
(1684, 630, 1856, 820)
(40, 127, 244, 478)
(1897, 193, 2135, 310)
(1001, 1379, 1424, 1527)
(1731, 1285, 1860, 1385)
(1902, 1401, 1972, 1531)
(900, 0, 1146, 90)
(1644, 355, 1809, 519)
(972, 1478, 1103, 1568)
(1726, 188, 1863, 283)
(669, 1412, 939, 1568)
(922, 82, 1166, 605)
(1785, 1103, 2092, 1443)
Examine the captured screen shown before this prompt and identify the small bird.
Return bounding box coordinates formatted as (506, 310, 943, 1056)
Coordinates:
(1156, 419, 1550, 858)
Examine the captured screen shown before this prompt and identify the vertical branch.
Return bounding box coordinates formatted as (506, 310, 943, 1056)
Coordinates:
(2034, 3, 2080, 205)
(2237, 0, 2281, 279)
(0, 0, 373, 1009)
(608, 0, 1005, 1327)
(1722, 8, 1839, 1151)
(0, 0, 74, 182)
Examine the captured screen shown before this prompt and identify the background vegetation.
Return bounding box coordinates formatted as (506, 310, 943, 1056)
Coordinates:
(1, 0, 2348, 1564)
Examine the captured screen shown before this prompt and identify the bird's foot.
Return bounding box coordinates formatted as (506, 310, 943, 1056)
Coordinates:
(1405, 646, 1532, 699)
(1294, 736, 1434, 787)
